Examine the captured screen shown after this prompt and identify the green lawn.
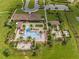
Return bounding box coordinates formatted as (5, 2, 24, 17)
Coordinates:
(35, 9, 45, 16)
(47, 10, 59, 20)
(46, 8, 79, 59)
(38, 0, 43, 7)
(46, 0, 68, 4)
(28, 0, 35, 9)
(0, 0, 79, 59)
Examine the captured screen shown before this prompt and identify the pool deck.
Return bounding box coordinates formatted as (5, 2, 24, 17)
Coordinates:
(14, 22, 47, 43)
(17, 42, 32, 50)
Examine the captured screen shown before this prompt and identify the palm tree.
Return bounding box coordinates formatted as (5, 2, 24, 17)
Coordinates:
(32, 50, 37, 56)
(30, 24, 33, 27)
(62, 38, 67, 45)
(27, 36, 32, 42)
(31, 40, 36, 50)
(47, 33, 52, 47)
(31, 40, 37, 56)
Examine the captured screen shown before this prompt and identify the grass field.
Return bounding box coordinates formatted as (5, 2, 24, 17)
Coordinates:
(0, 0, 25, 59)
(0, 0, 79, 59)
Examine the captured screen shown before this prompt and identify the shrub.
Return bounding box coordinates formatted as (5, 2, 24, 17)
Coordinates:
(3, 48, 11, 57)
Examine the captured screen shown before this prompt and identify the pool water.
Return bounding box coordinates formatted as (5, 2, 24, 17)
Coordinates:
(23, 26, 40, 40)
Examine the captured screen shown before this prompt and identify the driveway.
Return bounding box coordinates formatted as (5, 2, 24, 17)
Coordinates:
(22, 0, 39, 13)
(45, 4, 69, 11)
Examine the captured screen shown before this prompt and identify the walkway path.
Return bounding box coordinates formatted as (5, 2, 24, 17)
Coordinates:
(43, 0, 48, 30)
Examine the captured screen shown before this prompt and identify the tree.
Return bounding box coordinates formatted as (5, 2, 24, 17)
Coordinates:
(27, 36, 32, 41)
(32, 50, 37, 56)
(48, 22, 51, 27)
(62, 39, 67, 45)
(30, 24, 33, 28)
(3, 49, 11, 57)
(23, 24, 26, 30)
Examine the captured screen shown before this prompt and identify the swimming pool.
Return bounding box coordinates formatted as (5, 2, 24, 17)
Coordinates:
(23, 26, 40, 40)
